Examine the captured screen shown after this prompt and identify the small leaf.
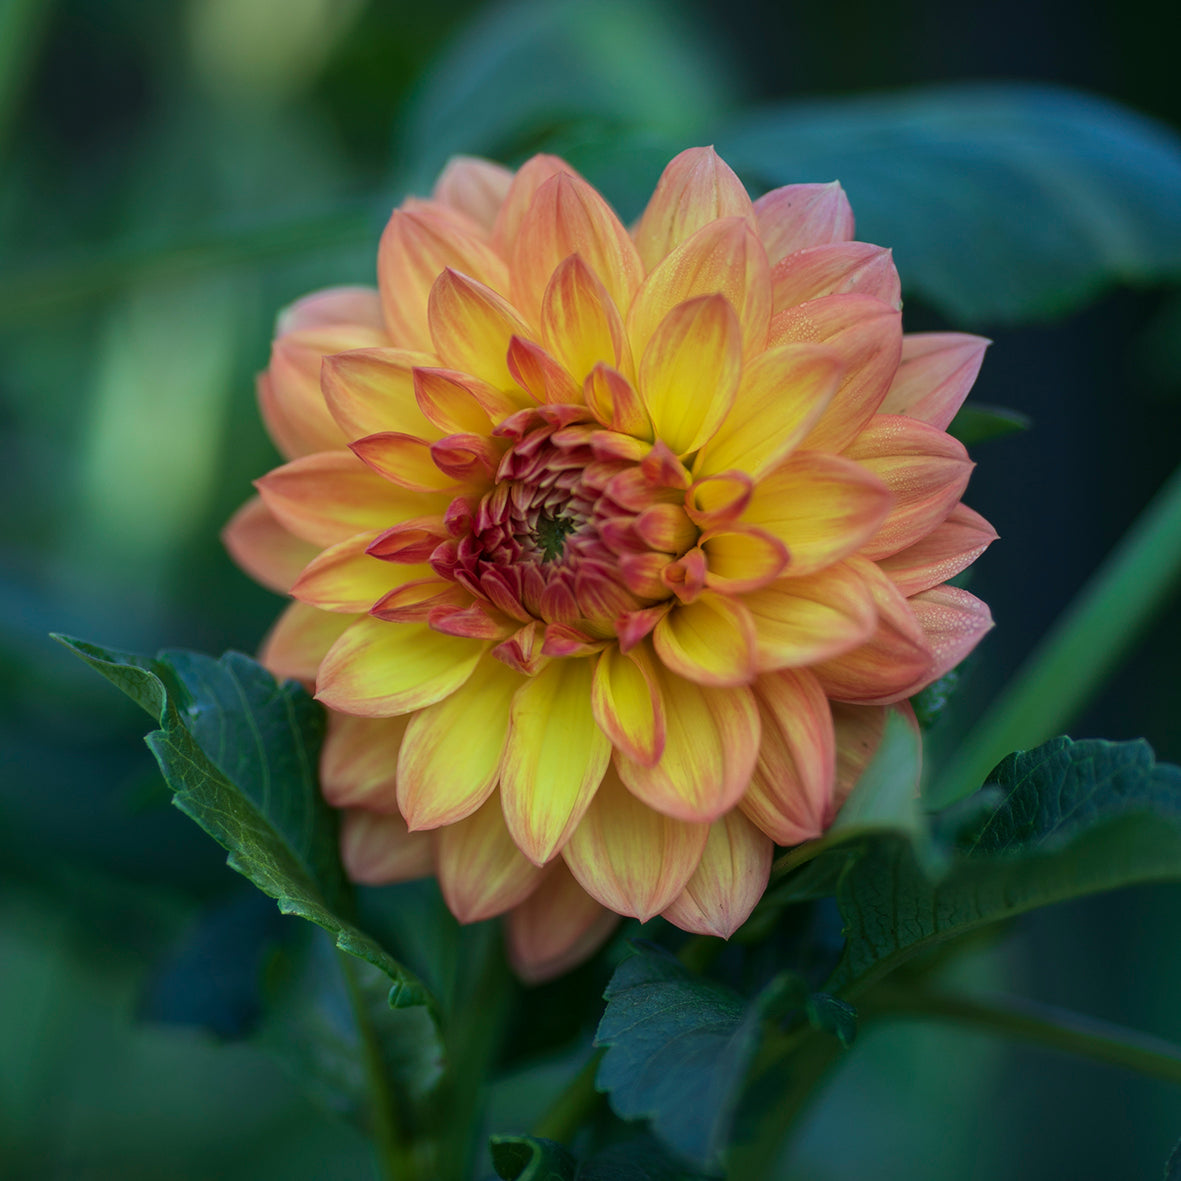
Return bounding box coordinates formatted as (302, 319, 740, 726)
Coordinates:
(803, 993, 857, 1047)
(719, 83, 1181, 322)
(594, 945, 790, 1169)
(489, 1136, 578, 1181)
(828, 736, 1181, 997)
(947, 403, 1031, 446)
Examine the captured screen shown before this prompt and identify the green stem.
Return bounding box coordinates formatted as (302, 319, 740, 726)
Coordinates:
(928, 461, 1181, 808)
(864, 985, 1181, 1085)
(336, 950, 417, 1181)
(532, 1050, 605, 1143)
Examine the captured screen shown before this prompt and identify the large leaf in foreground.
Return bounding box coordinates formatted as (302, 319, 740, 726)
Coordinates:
(55, 636, 428, 1007)
(828, 736, 1181, 996)
(718, 83, 1181, 322)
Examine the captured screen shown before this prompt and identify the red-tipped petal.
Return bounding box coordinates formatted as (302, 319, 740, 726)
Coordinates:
(753, 181, 855, 265)
(222, 495, 318, 595)
(661, 809, 772, 938)
(584, 363, 651, 438)
(350, 431, 459, 493)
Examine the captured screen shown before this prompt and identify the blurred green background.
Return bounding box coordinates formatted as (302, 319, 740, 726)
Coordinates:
(3, 0, 1180, 1176)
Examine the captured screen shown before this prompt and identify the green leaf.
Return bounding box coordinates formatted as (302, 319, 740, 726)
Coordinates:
(828, 736, 1181, 997)
(54, 635, 429, 1008)
(489, 1136, 578, 1181)
(803, 993, 858, 1048)
(594, 946, 796, 1170)
(717, 83, 1181, 323)
(398, 0, 733, 194)
(947, 403, 1031, 446)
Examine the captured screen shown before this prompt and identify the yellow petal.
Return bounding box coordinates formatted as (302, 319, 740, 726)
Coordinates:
(340, 809, 434, 885)
(541, 254, 633, 385)
(591, 643, 666, 766)
(583, 363, 651, 438)
(510, 171, 642, 326)
(661, 809, 772, 938)
(320, 711, 408, 811)
(432, 155, 513, 233)
(695, 342, 842, 479)
(743, 451, 892, 577)
(742, 562, 877, 671)
(633, 146, 756, 270)
(627, 217, 772, 362)
(500, 659, 611, 863)
(316, 616, 486, 716)
(259, 602, 354, 683)
(617, 658, 760, 822)
(321, 348, 440, 441)
(653, 591, 758, 686)
(222, 495, 318, 595)
(292, 533, 428, 613)
(637, 294, 742, 456)
(701, 526, 789, 593)
(563, 768, 709, 921)
(436, 794, 544, 922)
(350, 431, 458, 493)
(741, 668, 836, 845)
(397, 657, 521, 829)
(505, 861, 618, 983)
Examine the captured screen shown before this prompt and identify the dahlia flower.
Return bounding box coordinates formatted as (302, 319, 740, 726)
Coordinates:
(224, 147, 995, 982)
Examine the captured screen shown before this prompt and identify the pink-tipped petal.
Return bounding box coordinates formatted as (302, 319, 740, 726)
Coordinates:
(432, 156, 514, 233)
(320, 712, 408, 811)
(742, 667, 836, 845)
(753, 181, 855, 265)
(350, 432, 459, 493)
(340, 809, 434, 885)
(506, 862, 619, 983)
(909, 584, 994, 683)
(222, 496, 318, 595)
(632, 146, 756, 270)
(563, 768, 709, 922)
(436, 794, 545, 922)
(880, 332, 990, 429)
(259, 602, 355, 684)
(877, 503, 998, 595)
(771, 242, 901, 312)
(701, 526, 790, 593)
(661, 809, 772, 938)
(584, 363, 651, 438)
(277, 286, 386, 335)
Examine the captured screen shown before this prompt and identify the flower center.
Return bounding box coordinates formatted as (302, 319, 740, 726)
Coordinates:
(534, 510, 579, 563)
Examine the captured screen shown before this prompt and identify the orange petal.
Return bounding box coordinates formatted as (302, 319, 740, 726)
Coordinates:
(753, 181, 855, 265)
(340, 809, 434, 885)
(432, 155, 513, 233)
(321, 348, 440, 441)
(377, 206, 508, 351)
(616, 657, 760, 822)
(222, 495, 318, 595)
(350, 431, 457, 493)
(844, 416, 974, 560)
(505, 861, 618, 983)
(292, 532, 426, 613)
(770, 294, 902, 453)
(687, 471, 753, 531)
(510, 171, 642, 327)
(637, 293, 742, 456)
(320, 711, 408, 811)
(277, 286, 386, 335)
(880, 332, 990, 429)
(316, 616, 486, 716)
(591, 643, 666, 767)
(811, 558, 934, 704)
(909, 585, 994, 684)
(743, 451, 892, 577)
(411, 367, 496, 435)
(396, 657, 521, 830)
(632, 146, 756, 271)
(701, 526, 789, 593)
(500, 659, 611, 864)
(584, 363, 651, 438)
(695, 341, 842, 479)
(661, 809, 772, 938)
(627, 217, 772, 362)
(742, 561, 877, 671)
(492, 154, 579, 257)
(506, 335, 581, 404)
(877, 503, 998, 595)
(563, 767, 709, 921)
(370, 577, 468, 622)
(770, 242, 900, 312)
(255, 451, 436, 547)
(427, 268, 534, 392)
(436, 794, 545, 923)
(742, 668, 836, 845)
(653, 591, 758, 686)
(259, 602, 355, 683)
(542, 254, 633, 385)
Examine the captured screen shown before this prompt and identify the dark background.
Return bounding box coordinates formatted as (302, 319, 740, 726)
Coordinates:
(2, 0, 1179, 1176)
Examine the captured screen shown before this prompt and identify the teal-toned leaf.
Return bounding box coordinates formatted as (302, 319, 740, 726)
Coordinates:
(595, 946, 796, 1170)
(580, 1136, 717, 1180)
(717, 83, 1181, 323)
(1164, 1134, 1181, 1181)
(54, 635, 429, 1008)
(827, 736, 1181, 997)
(947, 403, 1031, 446)
(397, 0, 734, 195)
(489, 1136, 578, 1181)
(804, 993, 857, 1048)
(910, 669, 961, 730)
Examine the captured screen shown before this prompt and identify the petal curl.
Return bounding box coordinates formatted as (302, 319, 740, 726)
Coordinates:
(653, 591, 758, 687)
(292, 533, 427, 613)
